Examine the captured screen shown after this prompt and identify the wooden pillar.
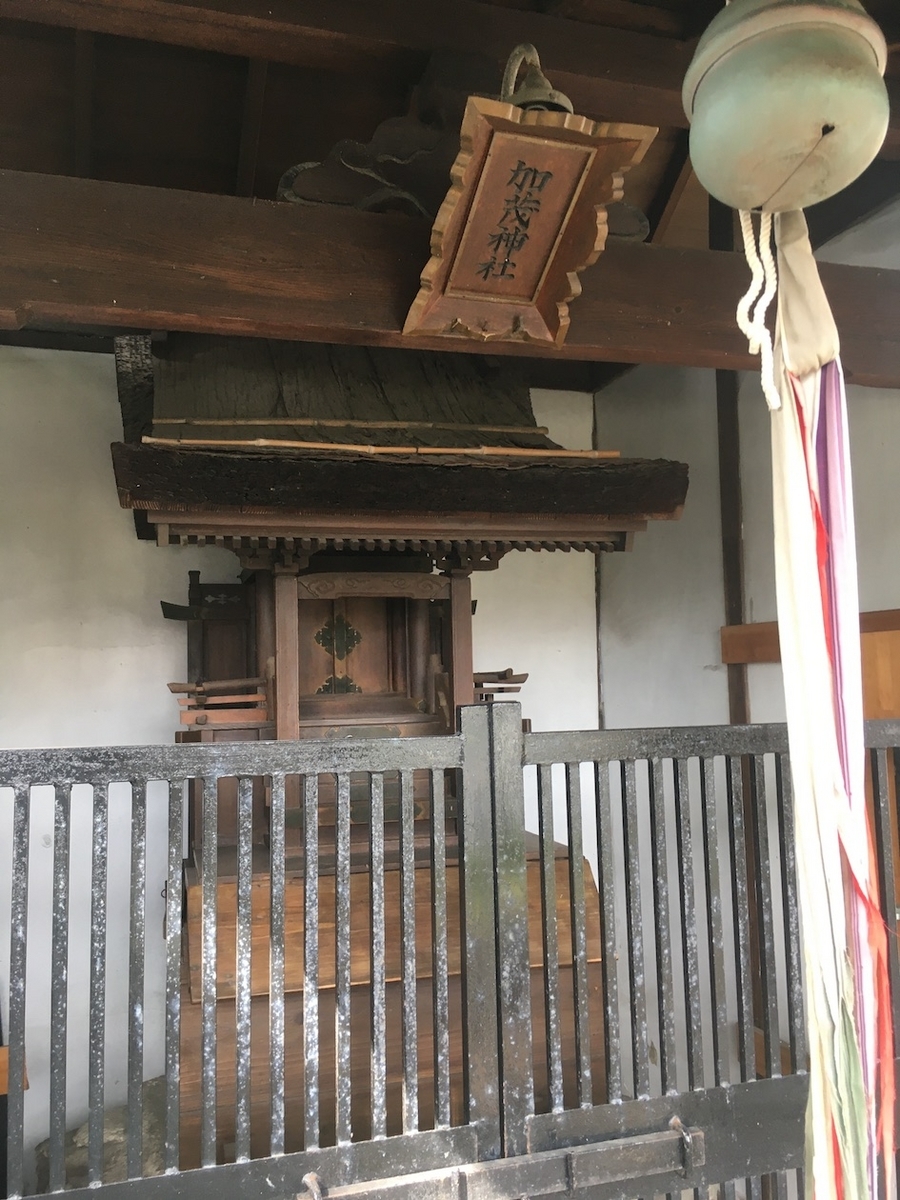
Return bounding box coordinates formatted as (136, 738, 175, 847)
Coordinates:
(408, 599, 430, 706)
(186, 569, 203, 683)
(255, 569, 275, 676)
(709, 196, 750, 725)
(710, 196, 763, 1031)
(274, 568, 300, 740)
(256, 568, 276, 726)
(449, 573, 474, 720)
(390, 598, 410, 697)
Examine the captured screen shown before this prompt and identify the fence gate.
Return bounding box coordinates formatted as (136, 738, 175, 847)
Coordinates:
(453, 703, 809, 1200)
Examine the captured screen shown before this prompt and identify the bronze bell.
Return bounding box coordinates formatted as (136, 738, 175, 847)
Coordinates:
(682, 0, 888, 211)
(500, 44, 574, 114)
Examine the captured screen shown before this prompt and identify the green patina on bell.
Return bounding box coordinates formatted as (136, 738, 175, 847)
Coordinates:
(683, 0, 889, 212)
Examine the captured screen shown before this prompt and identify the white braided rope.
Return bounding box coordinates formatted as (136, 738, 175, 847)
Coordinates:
(737, 209, 782, 411)
(736, 209, 765, 344)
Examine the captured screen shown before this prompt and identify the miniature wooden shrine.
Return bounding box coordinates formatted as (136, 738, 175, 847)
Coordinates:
(110, 332, 688, 1162)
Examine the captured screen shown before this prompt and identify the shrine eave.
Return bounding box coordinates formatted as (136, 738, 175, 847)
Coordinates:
(111, 443, 688, 557)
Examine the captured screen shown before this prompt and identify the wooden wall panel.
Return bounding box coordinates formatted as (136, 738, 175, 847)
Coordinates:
(91, 35, 245, 193)
(862, 630, 900, 720)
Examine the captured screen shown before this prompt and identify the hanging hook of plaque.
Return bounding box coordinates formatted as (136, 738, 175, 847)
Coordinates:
(500, 43, 574, 113)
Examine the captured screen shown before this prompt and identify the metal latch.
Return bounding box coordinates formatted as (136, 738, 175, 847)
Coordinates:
(670, 1116, 695, 1175)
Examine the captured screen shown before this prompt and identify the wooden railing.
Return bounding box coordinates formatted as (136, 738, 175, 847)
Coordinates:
(2, 709, 898, 1200)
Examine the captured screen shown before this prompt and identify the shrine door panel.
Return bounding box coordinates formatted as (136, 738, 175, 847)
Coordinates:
(298, 597, 404, 698)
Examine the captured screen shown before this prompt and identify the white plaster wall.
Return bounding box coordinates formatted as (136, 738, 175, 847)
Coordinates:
(817, 197, 900, 616)
(593, 198, 900, 730)
(594, 366, 730, 729)
(471, 388, 599, 734)
(0, 346, 237, 1154)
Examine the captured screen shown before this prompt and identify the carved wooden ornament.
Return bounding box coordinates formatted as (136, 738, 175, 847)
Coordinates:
(403, 97, 656, 346)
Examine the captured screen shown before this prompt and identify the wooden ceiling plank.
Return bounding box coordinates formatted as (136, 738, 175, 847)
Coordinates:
(0, 0, 711, 130)
(0, 169, 898, 387)
(4, 1, 898, 153)
(72, 28, 94, 177)
(545, 0, 685, 38)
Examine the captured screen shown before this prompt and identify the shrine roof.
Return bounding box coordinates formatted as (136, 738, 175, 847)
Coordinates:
(111, 441, 688, 559)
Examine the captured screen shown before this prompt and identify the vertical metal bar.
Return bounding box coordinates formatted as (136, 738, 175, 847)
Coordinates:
(489, 702, 534, 1156)
(727, 756, 756, 1081)
(648, 758, 676, 1095)
(164, 780, 183, 1173)
(127, 781, 147, 1179)
(7, 785, 30, 1200)
(234, 777, 253, 1162)
(622, 760, 651, 1100)
(594, 761, 622, 1103)
(566, 762, 592, 1107)
(537, 763, 564, 1112)
(369, 772, 387, 1140)
(49, 783, 72, 1192)
(270, 773, 287, 1155)
(770, 1167, 791, 1200)
(431, 769, 452, 1128)
(775, 757, 805, 1073)
(674, 759, 705, 1089)
(335, 772, 354, 1143)
(749, 756, 780, 1078)
(700, 758, 729, 1085)
(200, 775, 219, 1167)
(458, 707, 501, 1159)
(87, 784, 109, 1186)
(399, 767, 419, 1134)
(301, 774, 319, 1151)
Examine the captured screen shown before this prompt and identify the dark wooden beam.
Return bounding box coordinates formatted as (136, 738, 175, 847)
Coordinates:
(0, 329, 113, 353)
(2, 169, 900, 386)
(709, 196, 749, 726)
(646, 128, 690, 242)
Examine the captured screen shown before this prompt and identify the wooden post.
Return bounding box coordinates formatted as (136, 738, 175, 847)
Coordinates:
(709, 196, 750, 726)
(256, 568, 276, 725)
(186, 570, 203, 684)
(255, 569, 275, 676)
(408, 599, 430, 706)
(449, 573, 474, 720)
(273, 569, 300, 740)
(710, 197, 763, 1034)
